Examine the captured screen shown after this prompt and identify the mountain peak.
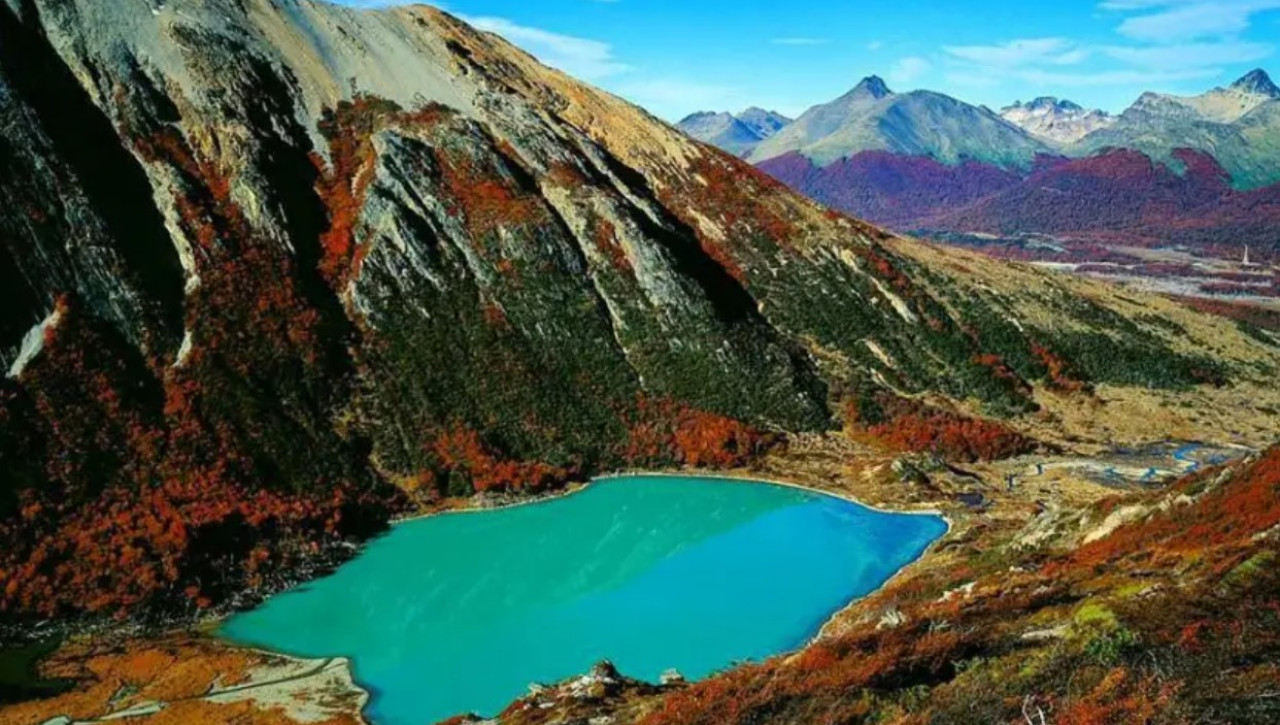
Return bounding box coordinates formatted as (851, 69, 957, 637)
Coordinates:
(1231, 69, 1280, 98)
(852, 75, 892, 100)
(734, 107, 791, 141)
(678, 110, 725, 124)
(1012, 97, 1085, 113)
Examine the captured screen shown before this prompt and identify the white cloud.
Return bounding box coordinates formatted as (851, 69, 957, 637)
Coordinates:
(1017, 67, 1221, 87)
(941, 9, 1275, 96)
(944, 38, 1090, 68)
(1104, 40, 1273, 69)
(887, 57, 932, 85)
(1101, 0, 1280, 42)
(459, 15, 631, 80)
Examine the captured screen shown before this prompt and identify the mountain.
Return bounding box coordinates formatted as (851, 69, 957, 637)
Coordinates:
(677, 107, 791, 157)
(1, 0, 1277, 642)
(4, 3, 1280, 725)
(1072, 69, 1280, 189)
(762, 146, 1280, 254)
(757, 150, 1024, 229)
(925, 148, 1280, 249)
(736, 107, 792, 138)
(747, 76, 1053, 168)
(1234, 68, 1280, 98)
(1000, 96, 1115, 145)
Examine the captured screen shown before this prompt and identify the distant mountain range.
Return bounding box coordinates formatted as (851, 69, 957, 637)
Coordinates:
(691, 76, 1053, 169)
(676, 108, 792, 156)
(682, 70, 1280, 255)
(682, 70, 1280, 189)
(1073, 70, 1280, 190)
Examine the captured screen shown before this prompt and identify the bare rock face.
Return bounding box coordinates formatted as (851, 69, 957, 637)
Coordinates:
(999, 97, 1114, 145)
(0, 0, 1271, 622)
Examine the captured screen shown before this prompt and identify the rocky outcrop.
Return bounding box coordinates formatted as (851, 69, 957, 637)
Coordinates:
(1000, 97, 1114, 145)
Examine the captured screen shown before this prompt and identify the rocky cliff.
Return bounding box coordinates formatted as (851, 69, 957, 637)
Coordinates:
(1, 0, 1277, 623)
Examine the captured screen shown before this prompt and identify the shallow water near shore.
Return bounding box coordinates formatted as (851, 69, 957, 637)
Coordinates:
(221, 476, 946, 725)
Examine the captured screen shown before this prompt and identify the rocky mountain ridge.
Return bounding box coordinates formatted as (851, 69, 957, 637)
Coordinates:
(999, 96, 1115, 145)
(743, 76, 1052, 169)
(675, 107, 790, 157)
(686, 69, 1280, 189)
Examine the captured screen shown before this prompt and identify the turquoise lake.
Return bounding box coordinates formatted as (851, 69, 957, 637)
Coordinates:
(221, 476, 947, 725)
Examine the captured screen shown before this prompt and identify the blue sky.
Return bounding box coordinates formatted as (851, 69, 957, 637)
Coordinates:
(340, 1, 1280, 120)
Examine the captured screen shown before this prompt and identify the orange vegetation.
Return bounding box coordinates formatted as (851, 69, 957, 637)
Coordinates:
(1055, 669, 1179, 725)
(1059, 445, 1280, 572)
(312, 97, 452, 285)
(623, 396, 775, 469)
(1031, 340, 1090, 393)
(592, 218, 632, 273)
(435, 143, 545, 240)
(0, 117, 397, 621)
(658, 156, 798, 283)
(845, 395, 1035, 462)
(429, 424, 572, 494)
(0, 636, 362, 725)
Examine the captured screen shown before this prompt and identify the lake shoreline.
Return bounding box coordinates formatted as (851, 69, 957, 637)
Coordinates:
(394, 467, 952, 525)
(226, 471, 951, 724)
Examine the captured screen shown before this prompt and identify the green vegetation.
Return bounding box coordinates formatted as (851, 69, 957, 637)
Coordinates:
(0, 638, 70, 704)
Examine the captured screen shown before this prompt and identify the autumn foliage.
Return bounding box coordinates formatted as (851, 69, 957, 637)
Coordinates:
(0, 300, 390, 618)
(622, 396, 776, 469)
(0, 117, 399, 621)
(844, 394, 1035, 462)
(1031, 340, 1091, 393)
(427, 424, 572, 495)
(1061, 445, 1280, 572)
(312, 97, 452, 284)
(416, 399, 774, 499)
(435, 143, 545, 240)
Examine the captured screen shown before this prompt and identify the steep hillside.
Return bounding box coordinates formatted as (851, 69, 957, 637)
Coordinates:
(747, 76, 1051, 168)
(0, 0, 1277, 629)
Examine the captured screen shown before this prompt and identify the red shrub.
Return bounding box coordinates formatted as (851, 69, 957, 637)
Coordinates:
(622, 396, 774, 469)
(846, 395, 1035, 462)
(1058, 446, 1280, 573)
(1031, 341, 1089, 393)
(428, 425, 570, 494)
